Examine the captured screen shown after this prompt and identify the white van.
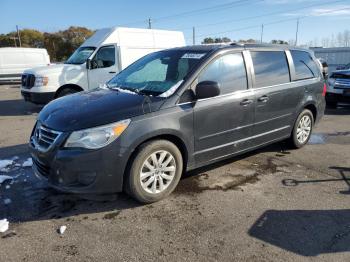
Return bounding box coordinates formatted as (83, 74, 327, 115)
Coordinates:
(0, 48, 50, 82)
(21, 27, 185, 104)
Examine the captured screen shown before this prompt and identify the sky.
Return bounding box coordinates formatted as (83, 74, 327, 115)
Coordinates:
(1, 0, 350, 45)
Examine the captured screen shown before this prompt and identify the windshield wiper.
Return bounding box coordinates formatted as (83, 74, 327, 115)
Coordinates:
(108, 85, 141, 95)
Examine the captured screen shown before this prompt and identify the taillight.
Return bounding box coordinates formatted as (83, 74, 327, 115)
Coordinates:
(322, 83, 327, 97)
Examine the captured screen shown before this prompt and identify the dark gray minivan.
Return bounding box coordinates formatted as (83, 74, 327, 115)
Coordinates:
(30, 44, 326, 203)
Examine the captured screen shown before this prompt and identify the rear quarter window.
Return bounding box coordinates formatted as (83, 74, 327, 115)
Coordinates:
(291, 50, 319, 81)
(250, 51, 290, 88)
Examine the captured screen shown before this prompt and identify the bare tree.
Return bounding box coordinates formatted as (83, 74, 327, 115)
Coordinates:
(343, 30, 350, 47)
(321, 37, 330, 48)
(330, 34, 335, 47)
(337, 32, 344, 47)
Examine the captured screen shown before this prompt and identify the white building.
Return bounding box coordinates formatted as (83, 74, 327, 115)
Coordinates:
(311, 47, 350, 73)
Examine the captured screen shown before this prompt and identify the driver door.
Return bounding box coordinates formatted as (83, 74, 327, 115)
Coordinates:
(193, 52, 255, 165)
(87, 45, 118, 89)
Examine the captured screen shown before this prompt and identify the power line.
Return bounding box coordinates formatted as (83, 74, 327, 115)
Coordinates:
(192, 6, 350, 40)
(152, 0, 259, 23)
(178, 0, 347, 31)
(122, 0, 262, 27)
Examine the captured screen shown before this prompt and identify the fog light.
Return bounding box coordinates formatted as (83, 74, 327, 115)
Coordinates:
(78, 172, 97, 186)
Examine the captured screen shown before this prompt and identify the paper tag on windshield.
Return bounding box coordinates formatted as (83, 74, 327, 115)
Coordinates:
(181, 53, 205, 59)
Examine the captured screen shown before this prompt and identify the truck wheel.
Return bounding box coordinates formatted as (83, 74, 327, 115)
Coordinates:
(56, 88, 78, 98)
(289, 109, 314, 149)
(125, 140, 183, 203)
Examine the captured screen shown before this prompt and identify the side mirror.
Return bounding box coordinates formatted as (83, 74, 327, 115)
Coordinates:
(195, 81, 220, 100)
(86, 59, 92, 69)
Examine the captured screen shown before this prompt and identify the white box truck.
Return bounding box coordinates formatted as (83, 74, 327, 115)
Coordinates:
(21, 27, 185, 104)
(0, 48, 50, 83)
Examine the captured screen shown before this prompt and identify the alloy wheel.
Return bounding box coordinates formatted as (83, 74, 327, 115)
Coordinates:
(140, 150, 176, 194)
(296, 115, 312, 144)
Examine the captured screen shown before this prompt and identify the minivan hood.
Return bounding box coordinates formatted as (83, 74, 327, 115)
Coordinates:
(24, 63, 82, 76)
(38, 89, 165, 132)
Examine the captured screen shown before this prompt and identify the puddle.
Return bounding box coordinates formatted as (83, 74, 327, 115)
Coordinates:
(308, 134, 327, 144)
(175, 157, 289, 196)
(309, 132, 350, 145)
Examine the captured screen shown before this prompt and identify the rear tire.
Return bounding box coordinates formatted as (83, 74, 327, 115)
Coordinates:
(289, 109, 314, 149)
(125, 140, 183, 203)
(56, 88, 79, 98)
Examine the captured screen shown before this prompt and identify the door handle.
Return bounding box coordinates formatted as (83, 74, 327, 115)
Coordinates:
(240, 99, 253, 106)
(109, 71, 116, 74)
(257, 95, 269, 103)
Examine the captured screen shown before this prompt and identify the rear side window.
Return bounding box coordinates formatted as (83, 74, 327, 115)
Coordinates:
(198, 53, 247, 95)
(291, 50, 319, 80)
(251, 51, 290, 88)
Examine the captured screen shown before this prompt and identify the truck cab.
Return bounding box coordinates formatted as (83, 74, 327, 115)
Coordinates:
(20, 27, 185, 104)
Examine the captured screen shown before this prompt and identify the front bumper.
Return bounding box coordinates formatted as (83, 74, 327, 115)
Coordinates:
(30, 138, 130, 194)
(326, 92, 350, 103)
(21, 90, 55, 104)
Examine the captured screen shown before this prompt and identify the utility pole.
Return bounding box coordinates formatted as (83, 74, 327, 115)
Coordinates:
(295, 18, 299, 46)
(16, 25, 22, 47)
(148, 18, 152, 29)
(260, 24, 264, 43)
(192, 27, 196, 45)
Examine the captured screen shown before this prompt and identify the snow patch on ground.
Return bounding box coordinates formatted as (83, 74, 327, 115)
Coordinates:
(0, 175, 13, 184)
(22, 158, 33, 167)
(0, 219, 9, 233)
(0, 160, 13, 170)
(3, 198, 11, 205)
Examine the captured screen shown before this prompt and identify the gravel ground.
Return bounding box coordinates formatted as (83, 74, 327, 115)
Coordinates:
(0, 84, 350, 262)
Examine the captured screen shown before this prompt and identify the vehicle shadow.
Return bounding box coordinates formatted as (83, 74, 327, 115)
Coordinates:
(0, 143, 29, 159)
(0, 99, 42, 116)
(248, 209, 350, 256)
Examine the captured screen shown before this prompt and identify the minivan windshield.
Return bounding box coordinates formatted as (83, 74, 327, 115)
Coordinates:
(107, 50, 208, 96)
(65, 46, 96, 65)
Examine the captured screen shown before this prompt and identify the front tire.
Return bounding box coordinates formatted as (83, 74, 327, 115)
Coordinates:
(125, 140, 183, 203)
(289, 109, 314, 148)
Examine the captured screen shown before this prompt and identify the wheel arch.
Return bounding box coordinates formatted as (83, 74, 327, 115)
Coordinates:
(123, 133, 190, 185)
(303, 103, 317, 122)
(55, 84, 84, 98)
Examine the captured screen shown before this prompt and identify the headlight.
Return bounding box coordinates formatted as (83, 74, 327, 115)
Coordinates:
(64, 119, 131, 149)
(34, 76, 49, 87)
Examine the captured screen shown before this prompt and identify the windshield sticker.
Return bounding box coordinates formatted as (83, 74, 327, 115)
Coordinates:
(181, 53, 205, 59)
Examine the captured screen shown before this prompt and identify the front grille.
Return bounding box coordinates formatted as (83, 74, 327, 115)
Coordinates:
(30, 123, 62, 152)
(334, 79, 350, 89)
(21, 74, 35, 89)
(32, 158, 50, 178)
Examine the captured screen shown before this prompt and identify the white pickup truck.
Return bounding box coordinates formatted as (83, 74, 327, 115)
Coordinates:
(21, 27, 185, 104)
